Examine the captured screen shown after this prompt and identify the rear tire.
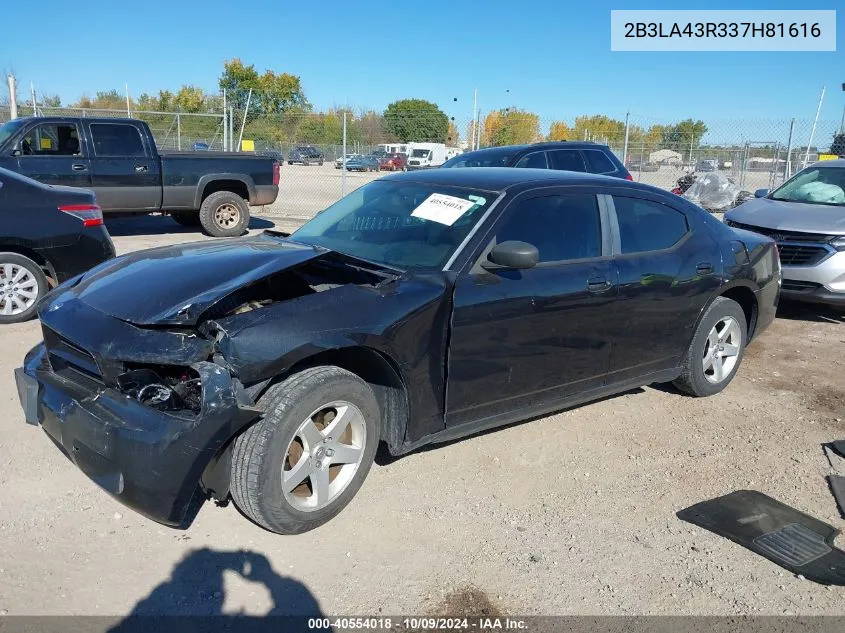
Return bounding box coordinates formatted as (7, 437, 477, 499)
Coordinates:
(231, 366, 380, 534)
(199, 191, 250, 238)
(672, 297, 748, 397)
(0, 253, 48, 324)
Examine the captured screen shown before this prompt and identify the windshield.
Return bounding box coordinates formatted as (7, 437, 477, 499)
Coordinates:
(442, 147, 514, 168)
(411, 149, 430, 158)
(290, 180, 494, 269)
(0, 120, 26, 148)
(770, 166, 845, 206)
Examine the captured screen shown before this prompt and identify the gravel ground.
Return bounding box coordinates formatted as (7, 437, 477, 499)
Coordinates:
(0, 214, 842, 617)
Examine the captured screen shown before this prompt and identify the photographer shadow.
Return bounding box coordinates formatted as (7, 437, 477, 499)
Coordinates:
(108, 547, 327, 633)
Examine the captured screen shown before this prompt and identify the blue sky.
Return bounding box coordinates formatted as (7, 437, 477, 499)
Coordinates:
(2, 0, 842, 131)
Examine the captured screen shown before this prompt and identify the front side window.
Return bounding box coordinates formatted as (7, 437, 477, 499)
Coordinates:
(411, 149, 430, 158)
(90, 124, 145, 157)
(20, 123, 82, 156)
(613, 197, 688, 254)
(547, 149, 587, 173)
(291, 180, 494, 270)
(493, 194, 601, 263)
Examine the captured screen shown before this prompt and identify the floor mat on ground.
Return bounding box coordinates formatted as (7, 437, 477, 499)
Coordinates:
(677, 490, 845, 585)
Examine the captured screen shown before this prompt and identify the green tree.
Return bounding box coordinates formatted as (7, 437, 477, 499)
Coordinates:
(175, 85, 206, 113)
(219, 58, 309, 115)
(662, 119, 708, 150)
(74, 89, 128, 110)
(484, 108, 540, 146)
(571, 115, 626, 144)
(41, 94, 61, 108)
(383, 99, 449, 143)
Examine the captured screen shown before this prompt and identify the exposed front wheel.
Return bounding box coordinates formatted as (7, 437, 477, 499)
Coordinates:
(231, 366, 380, 534)
(199, 191, 250, 237)
(0, 253, 49, 324)
(672, 297, 747, 397)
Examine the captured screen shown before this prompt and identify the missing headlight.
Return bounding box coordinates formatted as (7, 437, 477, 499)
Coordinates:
(116, 365, 202, 413)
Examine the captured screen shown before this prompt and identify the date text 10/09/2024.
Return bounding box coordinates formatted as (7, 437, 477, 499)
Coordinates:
(624, 22, 822, 39)
(307, 617, 529, 630)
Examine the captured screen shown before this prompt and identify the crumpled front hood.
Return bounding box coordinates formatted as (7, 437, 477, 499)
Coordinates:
(727, 197, 845, 235)
(66, 234, 326, 325)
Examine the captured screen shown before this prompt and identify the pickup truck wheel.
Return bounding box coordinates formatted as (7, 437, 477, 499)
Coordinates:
(171, 213, 201, 227)
(0, 253, 48, 324)
(231, 366, 380, 534)
(672, 297, 747, 397)
(199, 191, 250, 238)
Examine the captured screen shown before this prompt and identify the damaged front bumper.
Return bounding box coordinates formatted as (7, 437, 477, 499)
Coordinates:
(15, 343, 259, 528)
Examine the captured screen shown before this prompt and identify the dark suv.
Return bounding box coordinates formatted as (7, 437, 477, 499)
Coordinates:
(288, 145, 324, 166)
(441, 142, 632, 180)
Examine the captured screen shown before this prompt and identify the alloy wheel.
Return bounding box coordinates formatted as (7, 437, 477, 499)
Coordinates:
(0, 263, 39, 316)
(282, 401, 367, 512)
(702, 316, 741, 384)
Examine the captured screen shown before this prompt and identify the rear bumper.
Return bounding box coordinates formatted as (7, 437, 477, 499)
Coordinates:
(251, 184, 278, 206)
(16, 343, 258, 528)
(752, 276, 780, 339)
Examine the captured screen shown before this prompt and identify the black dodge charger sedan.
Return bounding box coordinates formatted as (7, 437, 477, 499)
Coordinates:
(16, 168, 780, 534)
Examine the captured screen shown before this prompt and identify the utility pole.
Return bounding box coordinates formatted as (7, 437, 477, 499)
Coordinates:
(7, 74, 18, 119)
(30, 82, 37, 116)
(622, 111, 631, 164)
(125, 83, 131, 117)
(804, 86, 826, 168)
(342, 111, 347, 197)
(472, 88, 478, 150)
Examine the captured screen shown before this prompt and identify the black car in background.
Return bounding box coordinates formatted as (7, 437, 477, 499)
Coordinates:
(0, 167, 114, 323)
(288, 145, 325, 166)
(442, 141, 633, 180)
(17, 168, 779, 534)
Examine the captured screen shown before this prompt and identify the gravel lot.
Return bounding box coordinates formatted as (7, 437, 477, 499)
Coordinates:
(0, 214, 843, 618)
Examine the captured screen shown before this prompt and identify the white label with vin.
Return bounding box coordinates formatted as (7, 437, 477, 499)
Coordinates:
(410, 194, 476, 226)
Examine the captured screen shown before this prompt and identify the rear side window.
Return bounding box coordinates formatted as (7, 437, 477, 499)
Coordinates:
(90, 124, 145, 157)
(613, 197, 688, 254)
(547, 149, 586, 172)
(584, 150, 617, 174)
(514, 152, 548, 169)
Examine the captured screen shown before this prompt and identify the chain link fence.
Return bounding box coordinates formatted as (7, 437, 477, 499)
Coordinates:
(2, 99, 842, 222)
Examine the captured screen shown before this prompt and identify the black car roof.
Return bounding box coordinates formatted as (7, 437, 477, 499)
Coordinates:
(455, 141, 606, 158)
(380, 166, 654, 193)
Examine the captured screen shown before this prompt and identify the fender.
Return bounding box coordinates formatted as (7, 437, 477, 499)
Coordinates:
(193, 173, 256, 208)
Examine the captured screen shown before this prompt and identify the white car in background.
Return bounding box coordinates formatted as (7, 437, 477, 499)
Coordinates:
(334, 154, 361, 169)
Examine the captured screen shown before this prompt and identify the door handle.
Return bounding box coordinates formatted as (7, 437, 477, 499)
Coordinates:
(134, 165, 148, 172)
(587, 276, 612, 292)
(696, 262, 714, 274)
(71, 164, 87, 171)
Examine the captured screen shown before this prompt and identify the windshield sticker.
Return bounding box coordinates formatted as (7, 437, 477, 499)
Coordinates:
(411, 194, 479, 226)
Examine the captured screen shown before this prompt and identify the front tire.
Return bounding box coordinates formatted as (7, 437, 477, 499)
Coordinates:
(199, 191, 250, 238)
(0, 253, 48, 324)
(231, 366, 380, 534)
(672, 297, 747, 397)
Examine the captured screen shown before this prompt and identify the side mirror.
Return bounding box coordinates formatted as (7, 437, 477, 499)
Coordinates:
(10, 148, 20, 157)
(754, 188, 769, 198)
(484, 241, 539, 270)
